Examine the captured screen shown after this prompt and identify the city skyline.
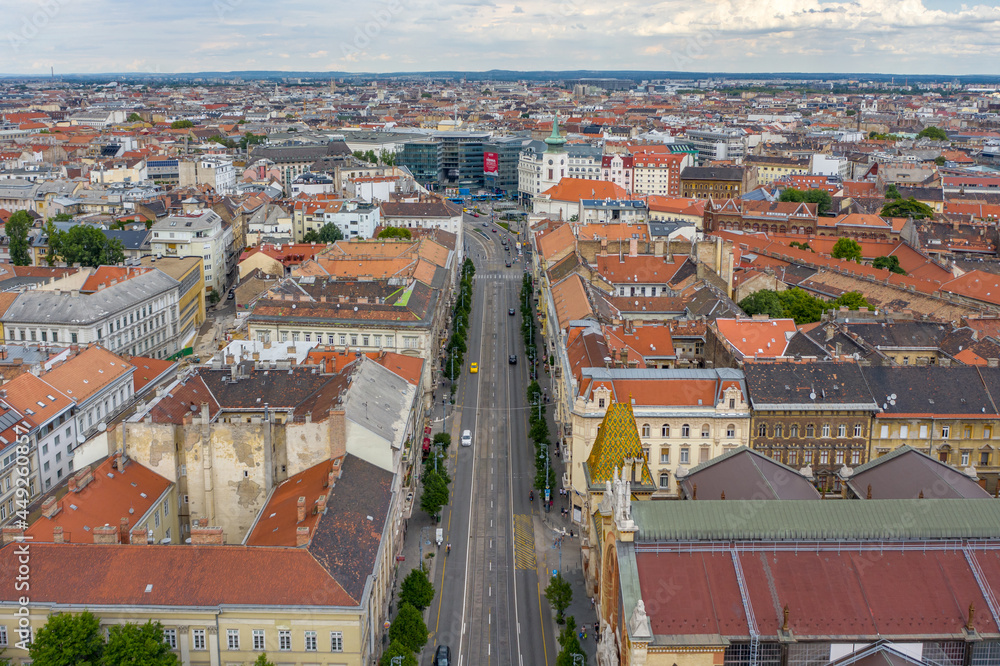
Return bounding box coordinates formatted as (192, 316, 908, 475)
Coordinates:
(2, 0, 999, 76)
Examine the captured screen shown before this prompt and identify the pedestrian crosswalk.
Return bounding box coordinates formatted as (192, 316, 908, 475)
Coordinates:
(514, 514, 537, 570)
(474, 273, 521, 281)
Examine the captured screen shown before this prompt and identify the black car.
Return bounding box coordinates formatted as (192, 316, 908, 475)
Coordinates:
(434, 645, 452, 666)
(509, 354, 517, 364)
(505, 260, 512, 267)
(508, 308, 515, 316)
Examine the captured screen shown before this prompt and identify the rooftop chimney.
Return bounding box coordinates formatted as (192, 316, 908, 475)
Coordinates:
(130, 526, 148, 545)
(317, 493, 327, 513)
(41, 496, 61, 519)
(92, 524, 120, 545)
(190, 525, 225, 545)
(296, 526, 311, 547)
(52, 526, 64, 543)
(296, 496, 306, 523)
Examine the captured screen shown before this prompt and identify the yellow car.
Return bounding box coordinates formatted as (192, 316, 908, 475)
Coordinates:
(470, 362, 478, 374)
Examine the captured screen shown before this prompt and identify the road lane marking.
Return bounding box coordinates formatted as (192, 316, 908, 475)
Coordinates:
(514, 514, 537, 570)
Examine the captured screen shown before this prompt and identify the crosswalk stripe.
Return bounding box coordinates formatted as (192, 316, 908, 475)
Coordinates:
(514, 514, 536, 570)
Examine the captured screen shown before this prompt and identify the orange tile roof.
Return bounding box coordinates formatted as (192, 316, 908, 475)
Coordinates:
(130, 356, 176, 394)
(577, 223, 650, 242)
(942, 271, 1000, 307)
(535, 223, 576, 263)
(713, 318, 798, 360)
(314, 257, 414, 279)
(80, 266, 153, 293)
(246, 459, 332, 547)
(540, 178, 628, 202)
(601, 379, 719, 407)
(596, 255, 687, 284)
(644, 196, 706, 216)
(26, 455, 172, 543)
(603, 324, 676, 360)
(551, 274, 593, 330)
(0, 543, 356, 607)
(43, 346, 134, 404)
(0, 373, 72, 426)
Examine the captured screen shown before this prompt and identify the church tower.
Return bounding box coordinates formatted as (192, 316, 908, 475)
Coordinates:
(538, 114, 568, 194)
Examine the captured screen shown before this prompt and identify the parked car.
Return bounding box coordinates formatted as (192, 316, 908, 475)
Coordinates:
(461, 430, 472, 447)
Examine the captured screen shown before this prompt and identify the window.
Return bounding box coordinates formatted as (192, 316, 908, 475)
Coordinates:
(790, 424, 799, 438)
(900, 425, 909, 439)
(660, 448, 670, 464)
(701, 425, 710, 438)
(661, 424, 670, 437)
(682, 424, 690, 437)
(641, 447, 649, 462)
(965, 426, 973, 439)
(163, 629, 176, 649)
(154, 509, 160, 528)
(253, 629, 265, 651)
(279, 630, 291, 651)
(942, 426, 950, 439)
(659, 473, 670, 489)
(788, 450, 798, 465)
(804, 450, 813, 464)
(962, 450, 971, 466)
(330, 631, 343, 652)
(304, 630, 317, 651)
(641, 423, 650, 438)
(680, 448, 690, 464)
(339, 334, 347, 345)
(852, 450, 861, 465)
(598, 398, 605, 409)
(163, 499, 169, 517)
(806, 424, 815, 438)
(855, 424, 864, 437)
(986, 427, 993, 439)
(192, 629, 206, 651)
(729, 398, 736, 409)
(838, 424, 846, 438)
(820, 451, 829, 464)
(774, 424, 783, 438)
(981, 451, 991, 466)
(757, 423, 766, 437)
(227, 629, 239, 650)
(836, 451, 844, 465)
(351, 335, 358, 346)
(880, 425, 890, 438)
(726, 424, 736, 438)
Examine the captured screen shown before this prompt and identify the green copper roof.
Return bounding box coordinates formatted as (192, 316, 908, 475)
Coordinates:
(631, 499, 1000, 541)
(586, 400, 653, 486)
(544, 114, 567, 152)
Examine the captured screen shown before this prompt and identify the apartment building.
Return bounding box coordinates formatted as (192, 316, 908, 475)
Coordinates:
(179, 155, 236, 194)
(150, 209, 233, 293)
(139, 256, 206, 350)
(1, 268, 182, 360)
(518, 139, 602, 202)
(0, 373, 74, 497)
(0, 404, 38, 526)
(683, 128, 747, 162)
(631, 152, 693, 197)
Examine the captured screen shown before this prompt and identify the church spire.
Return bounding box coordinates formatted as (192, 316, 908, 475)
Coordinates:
(544, 113, 567, 153)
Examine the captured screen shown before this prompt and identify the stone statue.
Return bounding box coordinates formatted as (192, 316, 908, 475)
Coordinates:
(598, 478, 614, 515)
(628, 599, 651, 638)
(597, 622, 618, 666)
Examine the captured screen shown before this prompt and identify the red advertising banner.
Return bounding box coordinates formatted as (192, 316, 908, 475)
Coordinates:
(483, 152, 499, 175)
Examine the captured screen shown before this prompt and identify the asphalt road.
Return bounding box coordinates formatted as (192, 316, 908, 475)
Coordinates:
(426, 215, 555, 666)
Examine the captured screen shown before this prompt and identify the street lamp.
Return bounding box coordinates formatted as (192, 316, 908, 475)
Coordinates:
(392, 657, 403, 666)
(573, 654, 584, 666)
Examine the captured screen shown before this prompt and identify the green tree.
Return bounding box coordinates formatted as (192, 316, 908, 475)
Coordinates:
(880, 197, 934, 220)
(48, 225, 125, 267)
(377, 226, 413, 240)
(388, 603, 428, 653)
(829, 291, 872, 311)
(6, 209, 32, 266)
(399, 566, 435, 610)
(126, 113, 143, 123)
(831, 237, 863, 262)
(239, 132, 266, 151)
(778, 288, 827, 324)
(556, 616, 587, 666)
(780, 188, 832, 215)
(379, 640, 418, 666)
(934, 155, 947, 166)
(885, 184, 901, 200)
(918, 126, 948, 141)
(432, 432, 451, 449)
(739, 289, 785, 319)
(103, 621, 178, 666)
(302, 223, 344, 244)
(420, 469, 449, 519)
(378, 149, 396, 166)
(29, 611, 104, 666)
(252, 654, 276, 666)
(544, 572, 573, 624)
(207, 135, 236, 149)
(170, 119, 194, 129)
(872, 255, 906, 275)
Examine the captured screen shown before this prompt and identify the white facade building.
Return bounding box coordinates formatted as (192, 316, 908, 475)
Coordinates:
(150, 210, 231, 293)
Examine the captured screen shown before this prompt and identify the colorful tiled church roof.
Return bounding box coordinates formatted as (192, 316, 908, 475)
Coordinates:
(586, 399, 654, 486)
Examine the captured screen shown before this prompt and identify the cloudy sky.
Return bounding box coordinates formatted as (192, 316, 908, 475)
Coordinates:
(2, 0, 999, 76)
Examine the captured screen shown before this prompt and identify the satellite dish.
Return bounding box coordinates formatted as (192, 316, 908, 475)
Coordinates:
(809, 392, 817, 400)
(77, 435, 85, 444)
(890, 394, 897, 400)
(98, 421, 107, 431)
